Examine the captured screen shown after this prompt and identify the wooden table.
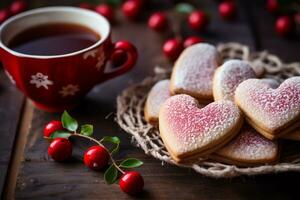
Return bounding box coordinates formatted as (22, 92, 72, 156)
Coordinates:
(1, 0, 300, 199)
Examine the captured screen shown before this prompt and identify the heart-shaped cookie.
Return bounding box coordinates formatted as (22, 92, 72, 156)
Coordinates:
(170, 43, 221, 103)
(235, 77, 300, 139)
(144, 79, 171, 124)
(253, 79, 300, 141)
(252, 78, 300, 141)
(260, 78, 279, 89)
(213, 60, 256, 101)
(212, 125, 279, 166)
(159, 94, 243, 162)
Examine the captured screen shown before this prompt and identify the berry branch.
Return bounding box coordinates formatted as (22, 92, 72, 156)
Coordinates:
(44, 111, 144, 195)
(72, 132, 126, 174)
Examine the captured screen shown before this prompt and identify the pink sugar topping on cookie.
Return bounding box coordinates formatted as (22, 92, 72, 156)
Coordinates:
(235, 77, 300, 130)
(171, 43, 220, 97)
(160, 94, 241, 153)
(145, 79, 171, 119)
(214, 60, 256, 101)
(216, 125, 278, 161)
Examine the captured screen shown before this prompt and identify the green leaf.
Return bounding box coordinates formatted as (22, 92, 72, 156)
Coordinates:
(120, 158, 143, 168)
(102, 136, 120, 144)
(104, 164, 118, 184)
(61, 111, 78, 132)
(107, 0, 122, 6)
(80, 124, 93, 136)
(50, 130, 71, 139)
(102, 136, 120, 154)
(175, 3, 195, 14)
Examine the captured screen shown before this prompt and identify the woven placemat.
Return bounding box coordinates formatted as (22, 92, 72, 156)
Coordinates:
(116, 42, 300, 178)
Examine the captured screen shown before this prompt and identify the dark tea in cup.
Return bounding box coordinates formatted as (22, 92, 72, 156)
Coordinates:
(8, 23, 101, 56)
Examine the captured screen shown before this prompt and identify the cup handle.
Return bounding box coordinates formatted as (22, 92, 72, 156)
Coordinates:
(100, 40, 138, 83)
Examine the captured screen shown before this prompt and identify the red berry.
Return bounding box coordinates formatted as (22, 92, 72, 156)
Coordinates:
(275, 16, 293, 37)
(162, 39, 183, 61)
(48, 138, 72, 162)
(111, 50, 128, 67)
(188, 10, 209, 31)
(95, 4, 114, 23)
(10, 0, 27, 15)
(119, 171, 144, 195)
(267, 0, 278, 13)
(44, 120, 63, 137)
(122, 0, 142, 20)
(78, 3, 93, 10)
(183, 36, 204, 48)
(148, 12, 168, 32)
(83, 146, 109, 171)
(112, 40, 138, 66)
(0, 9, 9, 24)
(219, 1, 236, 20)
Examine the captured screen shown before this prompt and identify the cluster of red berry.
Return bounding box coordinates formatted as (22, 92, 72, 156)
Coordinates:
(0, 0, 27, 24)
(44, 111, 144, 196)
(147, 10, 205, 61)
(79, 0, 144, 23)
(149, 1, 236, 61)
(266, 0, 300, 37)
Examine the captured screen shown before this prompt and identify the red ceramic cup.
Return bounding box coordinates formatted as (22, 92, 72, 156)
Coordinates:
(0, 7, 138, 112)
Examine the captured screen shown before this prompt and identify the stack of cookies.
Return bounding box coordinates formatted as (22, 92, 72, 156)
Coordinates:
(144, 43, 300, 165)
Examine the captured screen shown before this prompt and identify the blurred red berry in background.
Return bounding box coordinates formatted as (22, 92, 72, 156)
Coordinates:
(95, 4, 114, 23)
(219, 1, 236, 20)
(122, 0, 143, 20)
(148, 12, 168, 32)
(10, 0, 27, 15)
(184, 36, 204, 48)
(188, 10, 209, 31)
(163, 38, 183, 61)
(275, 16, 293, 37)
(0, 9, 9, 24)
(267, 0, 279, 13)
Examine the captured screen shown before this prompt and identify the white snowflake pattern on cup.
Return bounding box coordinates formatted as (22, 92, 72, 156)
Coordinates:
(4, 70, 16, 85)
(30, 72, 53, 89)
(59, 84, 80, 97)
(95, 51, 105, 71)
(83, 49, 98, 59)
(83, 47, 105, 71)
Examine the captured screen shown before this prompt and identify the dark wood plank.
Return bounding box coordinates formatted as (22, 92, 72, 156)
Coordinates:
(0, 0, 24, 197)
(0, 68, 24, 197)
(11, 0, 300, 199)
